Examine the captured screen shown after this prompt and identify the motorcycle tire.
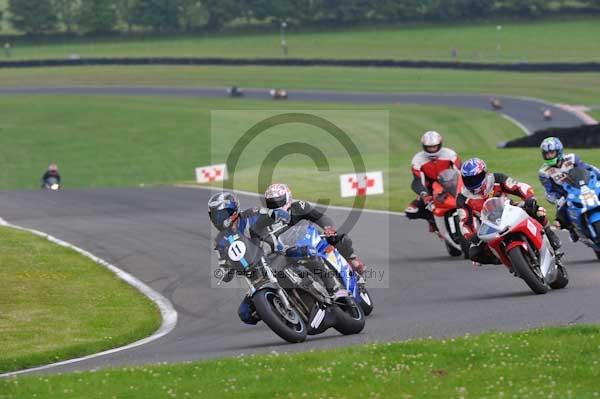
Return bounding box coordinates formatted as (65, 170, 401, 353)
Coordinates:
(358, 284, 374, 316)
(333, 297, 365, 335)
(445, 241, 463, 257)
(507, 246, 549, 295)
(253, 289, 307, 343)
(549, 265, 569, 290)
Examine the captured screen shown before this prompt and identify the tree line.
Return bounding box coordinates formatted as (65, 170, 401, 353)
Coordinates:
(5, 0, 600, 35)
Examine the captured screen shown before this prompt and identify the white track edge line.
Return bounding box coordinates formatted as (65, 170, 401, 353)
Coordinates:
(0, 217, 178, 378)
(501, 114, 532, 136)
(174, 184, 407, 216)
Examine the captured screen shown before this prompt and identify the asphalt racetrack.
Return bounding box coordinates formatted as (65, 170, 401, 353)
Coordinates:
(0, 87, 597, 375)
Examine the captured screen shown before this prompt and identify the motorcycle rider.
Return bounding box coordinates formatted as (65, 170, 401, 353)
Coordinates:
(41, 163, 61, 188)
(263, 183, 366, 275)
(405, 131, 461, 232)
(209, 191, 345, 325)
(457, 158, 564, 265)
(538, 137, 600, 243)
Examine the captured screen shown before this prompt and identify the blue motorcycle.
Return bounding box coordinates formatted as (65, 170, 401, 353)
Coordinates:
(562, 167, 600, 260)
(279, 220, 374, 316)
(216, 220, 367, 343)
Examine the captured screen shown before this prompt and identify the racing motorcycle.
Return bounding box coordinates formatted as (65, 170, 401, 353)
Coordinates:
(561, 167, 600, 260)
(227, 86, 244, 97)
(217, 220, 365, 343)
(270, 88, 288, 100)
(42, 176, 61, 190)
(432, 169, 468, 258)
(478, 197, 569, 294)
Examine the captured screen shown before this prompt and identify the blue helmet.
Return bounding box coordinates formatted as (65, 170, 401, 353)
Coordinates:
(208, 192, 239, 230)
(540, 137, 564, 166)
(461, 158, 490, 194)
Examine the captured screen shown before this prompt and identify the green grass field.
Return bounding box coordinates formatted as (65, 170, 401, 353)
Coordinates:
(4, 18, 600, 62)
(1, 66, 598, 105)
(2, 325, 599, 398)
(0, 95, 597, 212)
(0, 226, 161, 373)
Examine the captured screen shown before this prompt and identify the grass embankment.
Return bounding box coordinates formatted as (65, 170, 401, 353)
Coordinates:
(0, 95, 597, 211)
(4, 18, 600, 63)
(2, 325, 599, 398)
(1, 66, 598, 105)
(0, 226, 161, 373)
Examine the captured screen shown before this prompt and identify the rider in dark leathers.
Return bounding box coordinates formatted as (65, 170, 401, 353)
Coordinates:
(209, 191, 344, 325)
(264, 183, 366, 275)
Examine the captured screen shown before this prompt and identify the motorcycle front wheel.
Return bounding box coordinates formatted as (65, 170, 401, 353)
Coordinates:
(253, 289, 307, 343)
(507, 247, 549, 295)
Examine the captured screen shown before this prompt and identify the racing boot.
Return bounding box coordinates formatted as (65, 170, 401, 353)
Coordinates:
(544, 225, 564, 262)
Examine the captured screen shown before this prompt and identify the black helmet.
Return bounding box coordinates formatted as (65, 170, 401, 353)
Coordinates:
(208, 192, 239, 230)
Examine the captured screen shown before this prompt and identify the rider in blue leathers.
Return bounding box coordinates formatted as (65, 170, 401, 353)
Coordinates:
(538, 137, 600, 242)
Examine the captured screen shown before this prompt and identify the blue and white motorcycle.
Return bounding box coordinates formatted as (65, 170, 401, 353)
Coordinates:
(279, 220, 374, 316)
(562, 167, 600, 260)
(217, 220, 367, 343)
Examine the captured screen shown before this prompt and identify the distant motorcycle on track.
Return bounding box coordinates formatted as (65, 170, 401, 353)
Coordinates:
(41, 176, 61, 190)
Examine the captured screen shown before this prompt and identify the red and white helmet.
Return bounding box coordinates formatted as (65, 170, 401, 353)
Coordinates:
(421, 131, 443, 159)
(264, 183, 293, 211)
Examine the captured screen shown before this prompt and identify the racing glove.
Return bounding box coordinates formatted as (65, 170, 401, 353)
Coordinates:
(323, 225, 337, 237)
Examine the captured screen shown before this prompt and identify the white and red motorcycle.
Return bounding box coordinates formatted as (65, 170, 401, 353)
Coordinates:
(478, 197, 569, 294)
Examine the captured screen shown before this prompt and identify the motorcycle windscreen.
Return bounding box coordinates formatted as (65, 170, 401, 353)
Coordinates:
(277, 220, 321, 257)
(567, 167, 591, 187)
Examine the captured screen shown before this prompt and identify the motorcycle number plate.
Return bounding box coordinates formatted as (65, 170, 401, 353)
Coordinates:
(228, 241, 247, 262)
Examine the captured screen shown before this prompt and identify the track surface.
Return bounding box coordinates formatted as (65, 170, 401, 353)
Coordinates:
(1, 187, 600, 375)
(0, 88, 595, 374)
(0, 86, 586, 133)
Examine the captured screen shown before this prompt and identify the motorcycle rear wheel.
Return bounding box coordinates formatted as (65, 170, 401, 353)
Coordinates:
(549, 265, 569, 290)
(333, 297, 365, 335)
(507, 247, 549, 295)
(253, 289, 307, 343)
(444, 241, 463, 257)
(358, 284, 374, 316)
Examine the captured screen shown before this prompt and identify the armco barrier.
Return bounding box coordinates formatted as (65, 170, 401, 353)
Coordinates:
(504, 124, 600, 148)
(2, 57, 600, 72)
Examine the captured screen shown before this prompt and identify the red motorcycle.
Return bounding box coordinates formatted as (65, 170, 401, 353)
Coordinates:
(431, 169, 468, 258)
(478, 197, 569, 294)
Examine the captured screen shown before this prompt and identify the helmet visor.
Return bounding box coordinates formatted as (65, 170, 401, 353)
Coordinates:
(463, 171, 487, 191)
(209, 208, 236, 229)
(423, 144, 441, 154)
(543, 150, 558, 160)
(265, 195, 287, 209)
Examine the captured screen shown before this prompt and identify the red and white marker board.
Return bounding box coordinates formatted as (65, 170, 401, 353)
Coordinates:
(195, 164, 228, 183)
(340, 171, 384, 198)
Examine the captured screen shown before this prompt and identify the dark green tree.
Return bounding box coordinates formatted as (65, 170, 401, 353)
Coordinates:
(132, 0, 180, 31)
(115, 0, 137, 33)
(78, 0, 117, 33)
(53, 0, 80, 33)
(9, 0, 58, 34)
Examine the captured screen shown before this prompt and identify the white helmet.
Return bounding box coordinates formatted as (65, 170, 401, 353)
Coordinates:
(264, 183, 293, 211)
(421, 131, 443, 159)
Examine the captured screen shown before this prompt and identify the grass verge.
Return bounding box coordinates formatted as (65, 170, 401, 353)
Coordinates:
(0, 226, 161, 373)
(4, 18, 600, 63)
(1, 94, 598, 211)
(0, 65, 598, 105)
(2, 325, 599, 398)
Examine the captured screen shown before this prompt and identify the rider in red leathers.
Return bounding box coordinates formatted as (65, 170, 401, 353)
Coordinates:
(457, 158, 564, 265)
(405, 131, 461, 232)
